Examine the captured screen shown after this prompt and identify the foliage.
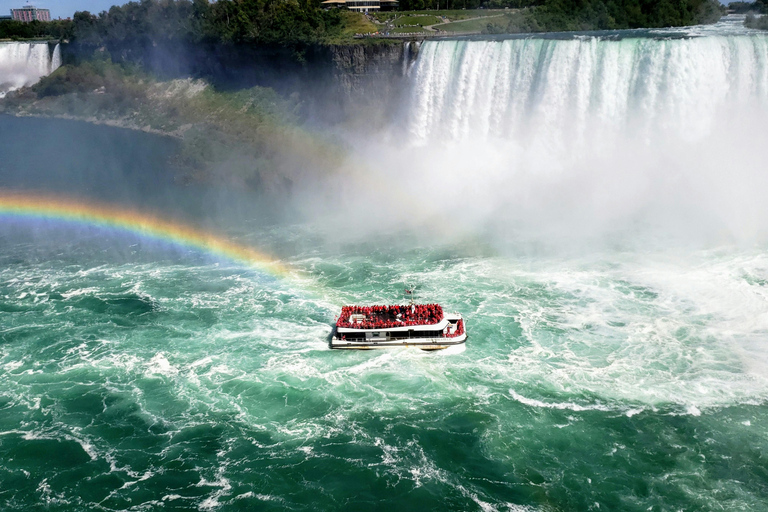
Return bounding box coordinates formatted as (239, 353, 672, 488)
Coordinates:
(0, 19, 73, 40)
(473, 0, 725, 33)
(394, 0, 721, 27)
(1, 0, 723, 47)
(69, 0, 343, 50)
(745, 13, 768, 29)
(323, 11, 378, 40)
(7, 58, 144, 118)
(728, 2, 765, 14)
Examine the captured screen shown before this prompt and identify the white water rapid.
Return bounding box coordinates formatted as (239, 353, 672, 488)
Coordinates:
(0, 42, 61, 98)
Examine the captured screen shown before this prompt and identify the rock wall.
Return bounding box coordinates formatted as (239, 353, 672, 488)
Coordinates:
(323, 42, 419, 128)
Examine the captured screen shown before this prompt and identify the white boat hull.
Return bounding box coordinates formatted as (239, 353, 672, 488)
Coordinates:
(330, 331, 467, 350)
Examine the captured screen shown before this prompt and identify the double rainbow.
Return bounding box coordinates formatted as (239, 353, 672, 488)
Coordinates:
(0, 190, 290, 277)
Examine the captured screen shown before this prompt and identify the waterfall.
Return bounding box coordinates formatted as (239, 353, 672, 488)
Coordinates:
(50, 43, 62, 74)
(402, 41, 411, 78)
(0, 42, 63, 98)
(378, 31, 768, 244)
(406, 35, 768, 151)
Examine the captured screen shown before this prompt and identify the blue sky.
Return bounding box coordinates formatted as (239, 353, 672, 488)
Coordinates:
(0, 0, 740, 21)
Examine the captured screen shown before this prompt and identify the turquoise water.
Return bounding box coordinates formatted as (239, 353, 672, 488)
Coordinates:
(2, 225, 768, 511)
(3, 16, 768, 511)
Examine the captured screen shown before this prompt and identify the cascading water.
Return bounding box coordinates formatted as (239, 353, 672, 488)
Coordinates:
(49, 43, 61, 74)
(402, 41, 411, 77)
(371, 29, 768, 246)
(401, 41, 421, 77)
(0, 42, 62, 98)
(408, 34, 768, 147)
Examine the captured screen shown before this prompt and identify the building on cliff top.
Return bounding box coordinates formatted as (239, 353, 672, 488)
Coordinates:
(11, 5, 51, 22)
(321, 0, 398, 12)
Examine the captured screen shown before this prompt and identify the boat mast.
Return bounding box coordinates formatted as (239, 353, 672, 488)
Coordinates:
(404, 283, 417, 305)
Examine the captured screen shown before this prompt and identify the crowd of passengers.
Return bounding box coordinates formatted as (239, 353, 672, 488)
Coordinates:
(336, 303, 444, 329)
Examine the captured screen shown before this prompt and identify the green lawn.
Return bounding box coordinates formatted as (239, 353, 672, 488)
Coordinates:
(370, 9, 506, 24)
(324, 11, 381, 43)
(394, 15, 443, 26)
(437, 14, 507, 32)
(328, 8, 521, 40)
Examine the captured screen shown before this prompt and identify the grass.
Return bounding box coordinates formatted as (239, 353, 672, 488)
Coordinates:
(394, 15, 443, 26)
(324, 11, 380, 42)
(437, 14, 508, 32)
(368, 12, 400, 23)
(369, 9, 505, 24)
(318, 8, 525, 39)
(320, 7, 532, 40)
(427, 9, 509, 20)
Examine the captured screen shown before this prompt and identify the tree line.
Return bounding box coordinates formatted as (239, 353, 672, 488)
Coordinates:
(728, 0, 767, 14)
(397, 0, 723, 29)
(67, 0, 343, 47)
(1, 0, 726, 45)
(0, 19, 72, 40)
(504, 0, 723, 32)
(737, 0, 768, 29)
(1, 0, 343, 46)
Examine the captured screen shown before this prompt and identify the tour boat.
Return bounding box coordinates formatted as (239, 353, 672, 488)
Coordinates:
(330, 302, 466, 350)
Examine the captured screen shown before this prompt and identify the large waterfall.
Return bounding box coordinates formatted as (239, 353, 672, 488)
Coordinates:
(391, 30, 768, 245)
(408, 34, 768, 149)
(0, 42, 61, 98)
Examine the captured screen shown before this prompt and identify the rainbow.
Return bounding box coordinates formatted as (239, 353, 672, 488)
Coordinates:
(0, 190, 291, 277)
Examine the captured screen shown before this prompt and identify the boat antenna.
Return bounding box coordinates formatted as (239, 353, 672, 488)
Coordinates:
(404, 283, 417, 304)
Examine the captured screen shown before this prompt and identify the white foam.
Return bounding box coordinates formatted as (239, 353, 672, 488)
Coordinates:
(4, 360, 24, 372)
(145, 353, 179, 377)
(509, 389, 612, 412)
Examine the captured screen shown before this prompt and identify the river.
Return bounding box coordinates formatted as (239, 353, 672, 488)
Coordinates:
(1, 16, 768, 511)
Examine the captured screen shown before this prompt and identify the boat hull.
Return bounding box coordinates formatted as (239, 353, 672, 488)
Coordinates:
(330, 332, 467, 350)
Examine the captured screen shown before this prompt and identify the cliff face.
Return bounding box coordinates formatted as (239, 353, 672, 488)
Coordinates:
(59, 40, 419, 127)
(322, 42, 419, 127)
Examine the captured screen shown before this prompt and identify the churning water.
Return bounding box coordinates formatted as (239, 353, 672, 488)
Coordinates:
(2, 17, 768, 511)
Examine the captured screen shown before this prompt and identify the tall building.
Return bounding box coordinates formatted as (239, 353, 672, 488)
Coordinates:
(11, 5, 51, 22)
